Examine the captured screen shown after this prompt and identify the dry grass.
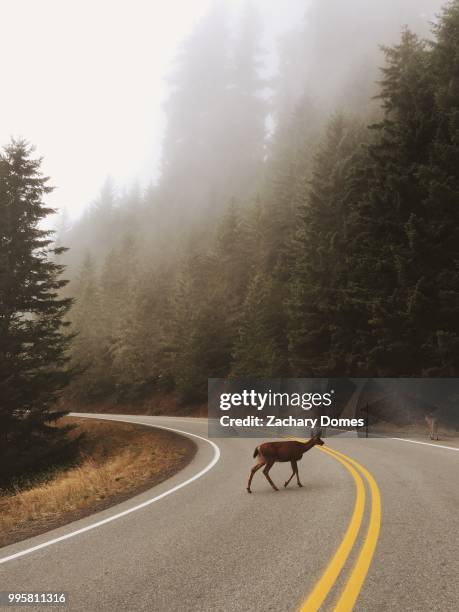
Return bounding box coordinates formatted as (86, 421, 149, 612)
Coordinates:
(0, 418, 195, 548)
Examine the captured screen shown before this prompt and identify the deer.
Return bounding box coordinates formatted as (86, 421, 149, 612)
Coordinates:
(425, 413, 439, 440)
(247, 435, 325, 493)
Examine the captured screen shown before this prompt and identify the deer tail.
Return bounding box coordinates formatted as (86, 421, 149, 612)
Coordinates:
(253, 447, 259, 458)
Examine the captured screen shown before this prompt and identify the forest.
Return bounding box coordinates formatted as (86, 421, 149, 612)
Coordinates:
(60, 0, 459, 405)
(2, 0, 459, 479)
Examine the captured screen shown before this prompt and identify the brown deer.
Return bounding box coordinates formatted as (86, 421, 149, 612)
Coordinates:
(425, 413, 439, 440)
(247, 435, 325, 493)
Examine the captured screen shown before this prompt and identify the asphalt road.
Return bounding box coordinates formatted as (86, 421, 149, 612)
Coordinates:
(1, 414, 458, 612)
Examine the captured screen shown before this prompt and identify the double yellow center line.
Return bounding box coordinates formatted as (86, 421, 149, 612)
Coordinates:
(298, 443, 382, 611)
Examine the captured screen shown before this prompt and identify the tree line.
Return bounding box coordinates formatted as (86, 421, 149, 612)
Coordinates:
(66, 2, 459, 404)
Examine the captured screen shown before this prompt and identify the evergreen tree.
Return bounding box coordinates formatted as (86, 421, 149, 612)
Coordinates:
(231, 272, 287, 376)
(288, 116, 367, 375)
(329, 18, 459, 376)
(68, 254, 110, 398)
(159, 1, 231, 227)
(64, 176, 120, 272)
(281, 0, 443, 117)
(171, 252, 229, 402)
(225, 1, 267, 198)
(262, 96, 321, 278)
(102, 236, 138, 377)
(213, 202, 252, 331)
(416, 0, 459, 373)
(120, 268, 176, 395)
(239, 97, 322, 376)
(343, 30, 436, 375)
(0, 140, 75, 483)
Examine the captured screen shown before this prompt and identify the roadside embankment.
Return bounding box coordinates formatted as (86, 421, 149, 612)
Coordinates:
(0, 417, 196, 548)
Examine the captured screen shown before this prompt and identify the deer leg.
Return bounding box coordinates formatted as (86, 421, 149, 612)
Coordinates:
(247, 460, 265, 493)
(294, 461, 303, 487)
(263, 459, 278, 491)
(284, 461, 296, 488)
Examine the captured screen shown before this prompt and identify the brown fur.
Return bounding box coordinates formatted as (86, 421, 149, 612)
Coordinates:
(247, 436, 325, 493)
(425, 414, 439, 440)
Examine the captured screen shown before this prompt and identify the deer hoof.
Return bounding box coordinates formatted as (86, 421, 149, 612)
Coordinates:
(247, 488, 252, 494)
(284, 482, 288, 488)
(298, 483, 303, 487)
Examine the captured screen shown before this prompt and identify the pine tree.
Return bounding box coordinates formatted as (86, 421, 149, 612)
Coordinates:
(0, 140, 75, 484)
(224, 1, 267, 199)
(288, 116, 367, 375)
(120, 268, 176, 395)
(159, 1, 231, 227)
(236, 97, 321, 377)
(213, 202, 252, 329)
(342, 30, 436, 375)
(279, 0, 443, 117)
(262, 96, 321, 278)
(100, 235, 138, 384)
(171, 252, 229, 402)
(68, 254, 110, 399)
(417, 0, 459, 373)
(330, 20, 459, 376)
(231, 272, 287, 377)
(67, 176, 118, 269)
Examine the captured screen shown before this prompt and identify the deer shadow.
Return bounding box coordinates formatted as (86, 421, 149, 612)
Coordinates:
(246, 478, 331, 496)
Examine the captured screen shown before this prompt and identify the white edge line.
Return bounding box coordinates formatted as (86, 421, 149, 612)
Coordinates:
(391, 437, 459, 452)
(0, 419, 221, 565)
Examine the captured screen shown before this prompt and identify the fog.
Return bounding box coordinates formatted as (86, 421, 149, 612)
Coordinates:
(0, 0, 304, 220)
(2, 0, 443, 223)
(1, 0, 221, 219)
(4, 0, 457, 404)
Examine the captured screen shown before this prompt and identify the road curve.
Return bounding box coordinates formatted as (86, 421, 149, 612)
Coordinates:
(1, 414, 458, 612)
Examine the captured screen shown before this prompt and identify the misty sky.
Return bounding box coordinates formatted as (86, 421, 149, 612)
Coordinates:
(1, 0, 306, 221)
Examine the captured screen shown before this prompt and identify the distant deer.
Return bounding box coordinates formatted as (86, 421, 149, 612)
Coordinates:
(425, 413, 439, 440)
(247, 435, 325, 493)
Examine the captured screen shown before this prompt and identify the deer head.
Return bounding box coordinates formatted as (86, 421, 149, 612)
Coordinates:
(312, 435, 325, 446)
(301, 434, 324, 453)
